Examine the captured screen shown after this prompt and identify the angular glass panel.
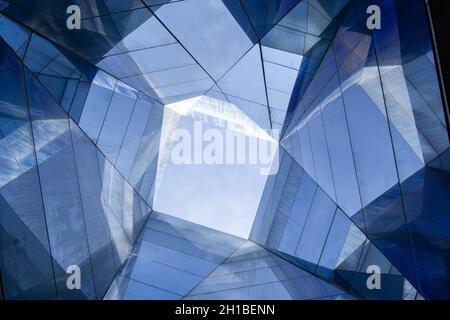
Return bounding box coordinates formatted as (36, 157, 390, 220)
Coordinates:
(0, 15, 31, 58)
(321, 86, 362, 216)
(78, 70, 117, 142)
(70, 121, 117, 298)
(97, 81, 137, 163)
(0, 168, 56, 299)
(154, 0, 254, 80)
(308, 111, 336, 201)
(295, 189, 336, 270)
(105, 276, 180, 300)
(187, 241, 347, 300)
(218, 44, 267, 105)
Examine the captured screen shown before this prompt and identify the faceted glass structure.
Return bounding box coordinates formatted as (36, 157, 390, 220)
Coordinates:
(0, 0, 448, 300)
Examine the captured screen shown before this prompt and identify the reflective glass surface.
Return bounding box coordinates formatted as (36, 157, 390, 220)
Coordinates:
(0, 0, 448, 301)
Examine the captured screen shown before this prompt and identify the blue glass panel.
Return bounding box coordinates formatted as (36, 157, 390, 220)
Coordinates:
(154, 0, 254, 80)
(297, 124, 316, 180)
(239, 0, 302, 38)
(364, 182, 415, 281)
(308, 111, 336, 201)
(295, 188, 336, 270)
(78, 70, 117, 142)
(97, 153, 135, 266)
(338, 70, 398, 206)
(121, 254, 202, 296)
(186, 241, 347, 300)
(36, 134, 96, 299)
(97, 81, 137, 163)
(401, 167, 450, 299)
(0, 44, 35, 187)
(132, 240, 217, 277)
(266, 160, 303, 250)
(70, 121, 117, 298)
(97, 43, 195, 79)
(321, 87, 361, 216)
(115, 97, 152, 178)
(316, 209, 351, 277)
(105, 276, 180, 300)
(102, 10, 174, 57)
(69, 81, 91, 123)
(0, 168, 57, 299)
(279, 170, 317, 255)
(0, 15, 31, 58)
(25, 70, 72, 164)
(218, 44, 266, 105)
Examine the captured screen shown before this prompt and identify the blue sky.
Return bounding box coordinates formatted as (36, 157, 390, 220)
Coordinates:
(153, 97, 278, 238)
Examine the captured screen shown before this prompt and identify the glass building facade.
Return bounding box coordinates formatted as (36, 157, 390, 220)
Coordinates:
(0, 0, 448, 300)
